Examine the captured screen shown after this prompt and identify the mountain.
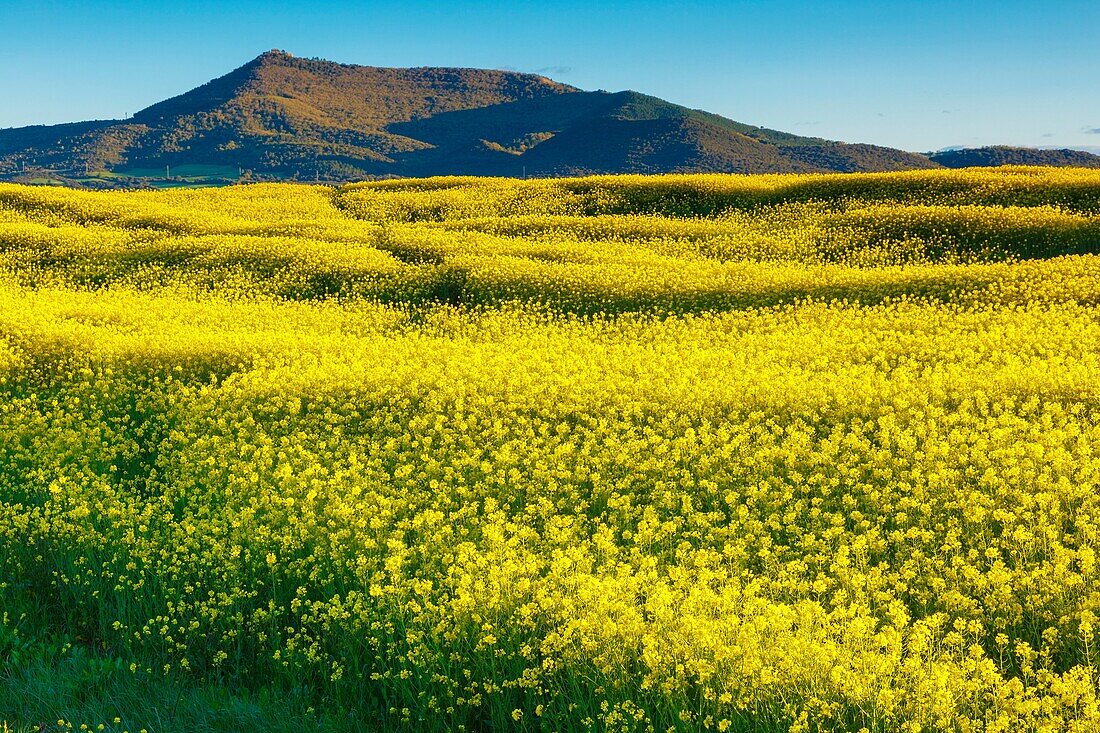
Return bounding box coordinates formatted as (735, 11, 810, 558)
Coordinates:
(930, 146, 1100, 169)
(0, 50, 938, 185)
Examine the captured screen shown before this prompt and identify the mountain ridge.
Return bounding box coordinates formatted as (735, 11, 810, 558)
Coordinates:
(0, 49, 988, 186)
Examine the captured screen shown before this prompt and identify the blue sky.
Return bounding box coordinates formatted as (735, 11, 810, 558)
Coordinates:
(1, 0, 1098, 153)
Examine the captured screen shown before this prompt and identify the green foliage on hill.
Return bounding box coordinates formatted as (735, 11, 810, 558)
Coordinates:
(931, 146, 1100, 169)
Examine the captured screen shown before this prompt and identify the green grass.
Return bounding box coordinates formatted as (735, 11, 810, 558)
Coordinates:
(1, 651, 351, 733)
(147, 180, 236, 189)
(77, 171, 129, 180)
(118, 164, 241, 179)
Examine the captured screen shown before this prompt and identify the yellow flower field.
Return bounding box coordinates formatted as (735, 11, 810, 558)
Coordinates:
(2, 167, 1100, 732)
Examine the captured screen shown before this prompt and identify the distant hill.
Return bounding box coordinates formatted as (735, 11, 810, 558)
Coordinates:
(930, 146, 1100, 169)
(0, 50, 941, 185)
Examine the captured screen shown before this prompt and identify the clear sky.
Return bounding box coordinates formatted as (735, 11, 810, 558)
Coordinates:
(1, 0, 1098, 153)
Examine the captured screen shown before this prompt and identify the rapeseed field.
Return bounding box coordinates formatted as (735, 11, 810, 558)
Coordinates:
(2, 167, 1100, 732)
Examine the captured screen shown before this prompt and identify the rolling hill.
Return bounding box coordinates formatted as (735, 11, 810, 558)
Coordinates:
(930, 146, 1100, 169)
(0, 49, 941, 185)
